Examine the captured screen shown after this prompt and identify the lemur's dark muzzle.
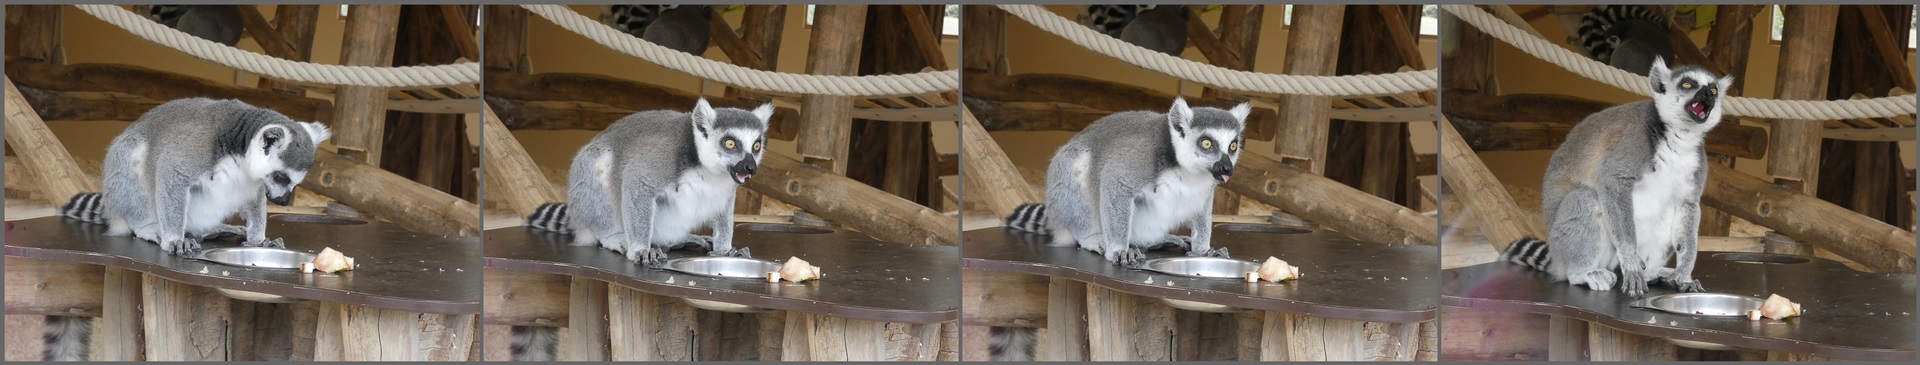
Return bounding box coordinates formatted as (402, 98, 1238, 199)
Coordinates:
(729, 160, 757, 185)
(1210, 159, 1234, 183)
(268, 193, 293, 206)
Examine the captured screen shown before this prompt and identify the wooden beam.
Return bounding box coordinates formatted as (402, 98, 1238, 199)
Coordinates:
(1439, 117, 1547, 250)
(744, 153, 958, 245)
(479, 102, 564, 217)
(898, 5, 951, 71)
(14, 87, 163, 122)
(3, 258, 104, 317)
(964, 73, 1265, 122)
(483, 5, 529, 73)
(1443, 92, 1768, 159)
(957, 106, 1041, 216)
(483, 71, 798, 137)
(707, 7, 768, 70)
(1224, 154, 1439, 245)
(332, 4, 403, 164)
(236, 6, 300, 62)
(1273, 5, 1345, 174)
(7, 60, 332, 122)
(15, 5, 65, 64)
(1203, 5, 1265, 102)
(1701, 163, 1917, 273)
(4, 77, 99, 205)
(306, 149, 481, 236)
(437, 5, 481, 62)
(258, 5, 320, 93)
(962, 6, 1007, 75)
(1377, 5, 1427, 71)
(1854, 6, 1918, 92)
(796, 5, 868, 174)
(1767, 5, 1839, 193)
(1184, 8, 1245, 71)
(1704, 5, 1760, 95)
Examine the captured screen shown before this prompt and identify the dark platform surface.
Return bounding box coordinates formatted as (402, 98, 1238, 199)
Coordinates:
(1442, 252, 1916, 360)
(484, 224, 959, 324)
(962, 225, 1438, 323)
(5, 216, 481, 314)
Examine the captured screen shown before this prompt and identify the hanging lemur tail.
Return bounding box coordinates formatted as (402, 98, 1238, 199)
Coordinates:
(1500, 237, 1553, 272)
(1002, 203, 1048, 233)
(507, 325, 558, 361)
(524, 202, 572, 234)
(43, 316, 90, 361)
(987, 326, 1036, 361)
(1576, 5, 1666, 61)
(59, 193, 106, 224)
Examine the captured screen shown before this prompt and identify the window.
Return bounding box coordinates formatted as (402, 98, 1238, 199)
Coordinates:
(1772, 6, 1918, 48)
(807, 5, 959, 36)
(1286, 5, 1439, 36)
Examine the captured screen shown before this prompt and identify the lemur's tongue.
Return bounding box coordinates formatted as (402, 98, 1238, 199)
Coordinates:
(1216, 174, 1231, 183)
(1687, 102, 1707, 119)
(732, 173, 751, 185)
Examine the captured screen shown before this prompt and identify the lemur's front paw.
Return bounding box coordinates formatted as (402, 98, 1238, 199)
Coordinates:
(1162, 235, 1193, 250)
(1106, 247, 1146, 267)
(244, 237, 286, 248)
(683, 235, 715, 250)
(627, 247, 668, 267)
(1660, 276, 1705, 292)
(709, 246, 751, 258)
(1618, 271, 1649, 297)
(1186, 246, 1230, 258)
(164, 238, 202, 256)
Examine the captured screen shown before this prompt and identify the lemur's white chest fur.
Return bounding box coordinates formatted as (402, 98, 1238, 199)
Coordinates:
(1629, 132, 1702, 270)
(649, 167, 735, 245)
(1127, 168, 1214, 247)
(188, 158, 264, 234)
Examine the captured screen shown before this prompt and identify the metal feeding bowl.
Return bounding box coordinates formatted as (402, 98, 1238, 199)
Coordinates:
(1630, 293, 1767, 351)
(192, 247, 315, 303)
(662, 257, 783, 313)
(1138, 257, 1257, 313)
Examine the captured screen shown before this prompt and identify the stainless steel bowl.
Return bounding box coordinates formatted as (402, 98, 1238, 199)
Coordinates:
(1630, 292, 1764, 317)
(1139, 257, 1259, 279)
(192, 247, 315, 303)
(662, 257, 783, 279)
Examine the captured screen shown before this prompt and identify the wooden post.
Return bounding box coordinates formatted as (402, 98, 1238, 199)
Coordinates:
(1040, 278, 1088, 361)
(962, 6, 1007, 75)
(1586, 323, 1676, 361)
(1272, 5, 1345, 174)
(1224, 154, 1439, 245)
(257, 5, 320, 94)
(1766, 5, 1839, 194)
(332, 5, 402, 164)
(743, 154, 959, 245)
(795, 5, 868, 174)
(1084, 286, 1174, 361)
(141, 275, 229, 361)
(1547, 317, 1589, 361)
(15, 5, 65, 64)
(1438, 117, 1546, 250)
(958, 106, 1042, 216)
(479, 102, 564, 216)
(97, 268, 144, 361)
(607, 285, 695, 361)
(1697, 4, 1762, 237)
(306, 149, 482, 236)
(483, 5, 529, 73)
(562, 278, 610, 361)
(723, 5, 789, 215)
(4, 78, 98, 205)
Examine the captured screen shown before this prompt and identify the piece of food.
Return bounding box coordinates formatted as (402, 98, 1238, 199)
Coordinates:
(1747, 294, 1802, 320)
(309, 247, 357, 273)
(300, 262, 315, 274)
(767, 272, 783, 283)
(774, 257, 823, 282)
(1247, 257, 1301, 282)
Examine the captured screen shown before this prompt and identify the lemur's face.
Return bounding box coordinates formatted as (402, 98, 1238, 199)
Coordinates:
(1648, 57, 1733, 131)
(690, 99, 774, 185)
(250, 122, 330, 206)
(1165, 98, 1251, 184)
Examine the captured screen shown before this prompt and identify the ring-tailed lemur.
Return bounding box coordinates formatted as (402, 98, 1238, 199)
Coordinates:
(1502, 58, 1728, 297)
(1003, 98, 1248, 266)
(48, 98, 328, 361)
(1082, 5, 1189, 56)
(607, 5, 712, 55)
(1577, 5, 1676, 76)
(145, 5, 245, 46)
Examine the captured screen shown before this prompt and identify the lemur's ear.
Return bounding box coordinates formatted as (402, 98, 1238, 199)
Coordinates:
(1167, 97, 1193, 136)
(1228, 102, 1252, 124)
(1716, 75, 1735, 94)
(691, 98, 716, 137)
(1647, 57, 1671, 94)
(299, 122, 331, 144)
(751, 103, 775, 124)
(261, 125, 288, 152)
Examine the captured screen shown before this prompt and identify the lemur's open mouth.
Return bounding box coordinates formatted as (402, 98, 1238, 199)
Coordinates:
(1214, 173, 1231, 183)
(1686, 102, 1709, 120)
(731, 173, 752, 185)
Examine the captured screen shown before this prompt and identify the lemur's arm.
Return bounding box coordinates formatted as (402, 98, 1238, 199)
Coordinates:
(704, 190, 748, 257)
(1097, 180, 1142, 265)
(154, 172, 197, 255)
(241, 185, 277, 247)
(1602, 174, 1647, 296)
(619, 185, 664, 266)
(1183, 196, 1225, 257)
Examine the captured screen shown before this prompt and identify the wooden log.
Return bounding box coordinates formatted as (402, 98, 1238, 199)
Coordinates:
(1854, 6, 1917, 92)
(479, 102, 564, 217)
(959, 270, 1046, 327)
(332, 4, 402, 164)
(957, 106, 1041, 216)
(1202, 5, 1264, 101)
(563, 278, 610, 361)
(16, 86, 164, 122)
(1039, 278, 1088, 361)
(962, 6, 1007, 75)
(965, 73, 1262, 122)
(795, 5, 868, 174)
(141, 275, 230, 361)
(481, 269, 568, 326)
(6, 60, 332, 122)
(897, 5, 950, 71)
(706, 7, 767, 70)
(607, 285, 695, 361)
(1701, 162, 1917, 273)
(1439, 117, 1546, 250)
(483, 5, 529, 73)
(97, 268, 144, 361)
(236, 6, 300, 63)
(257, 5, 319, 93)
(962, 96, 1280, 140)
(1767, 5, 1839, 193)
(1182, 7, 1244, 70)
(483, 71, 798, 137)
(3, 258, 103, 317)
(436, 5, 482, 62)
(1085, 285, 1173, 361)
(306, 149, 481, 236)
(1273, 5, 1345, 173)
(743, 153, 958, 245)
(14, 5, 64, 64)
(1704, 5, 1760, 96)
(4, 77, 98, 205)
(1443, 92, 1769, 159)
(1224, 153, 1438, 245)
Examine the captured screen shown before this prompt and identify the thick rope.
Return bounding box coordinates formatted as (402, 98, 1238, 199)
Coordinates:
(75, 5, 479, 88)
(1443, 5, 1916, 120)
(521, 5, 956, 97)
(996, 5, 1436, 97)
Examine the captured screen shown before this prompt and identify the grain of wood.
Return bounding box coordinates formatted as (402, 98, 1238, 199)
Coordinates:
(563, 278, 609, 361)
(140, 275, 229, 361)
(1767, 5, 1840, 193)
(1040, 278, 1088, 361)
(97, 268, 144, 361)
(5, 78, 100, 205)
(331, 4, 402, 164)
(482, 269, 568, 326)
(1273, 5, 1346, 173)
(1586, 323, 1676, 361)
(607, 285, 694, 360)
(795, 5, 869, 174)
(959, 270, 1045, 327)
(1224, 153, 1439, 245)
(4, 258, 104, 316)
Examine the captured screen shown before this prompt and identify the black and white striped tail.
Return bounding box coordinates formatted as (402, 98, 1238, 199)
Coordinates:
(1500, 237, 1552, 272)
(1002, 204, 1047, 233)
(507, 325, 557, 361)
(59, 193, 106, 224)
(987, 326, 1035, 361)
(524, 202, 571, 234)
(44, 316, 90, 361)
(1577, 5, 1666, 61)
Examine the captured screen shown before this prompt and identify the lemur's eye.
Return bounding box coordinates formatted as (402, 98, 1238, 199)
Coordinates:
(1707, 88, 1717, 96)
(1681, 81, 1695, 89)
(1229, 141, 1240, 152)
(724, 139, 737, 149)
(753, 141, 763, 152)
(1200, 139, 1213, 149)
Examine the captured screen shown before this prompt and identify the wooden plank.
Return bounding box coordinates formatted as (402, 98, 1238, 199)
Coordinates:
(1039, 278, 1088, 361)
(4, 258, 103, 316)
(742, 153, 959, 245)
(5, 315, 49, 361)
(1224, 153, 1439, 245)
(96, 268, 144, 361)
(959, 270, 1046, 327)
(1438, 117, 1546, 250)
(1085, 285, 1173, 361)
(311, 302, 344, 361)
(479, 102, 564, 216)
(607, 285, 695, 361)
(14, 5, 64, 64)
(962, 6, 1007, 75)
(140, 275, 229, 361)
(803, 314, 887, 361)
(562, 278, 610, 361)
(1587, 322, 1676, 361)
(481, 269, 568, 326)
(332, 4, 403, 164)
(958, 106, 1042, 216)
(4, 77, 101, 205)
(1767, 5, 1840, 193)
(483, 5, 529, 73)
(1701, 162, 1917, 273)
(795, 5, 869, 174)
(1272, 5, 1345, 173)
